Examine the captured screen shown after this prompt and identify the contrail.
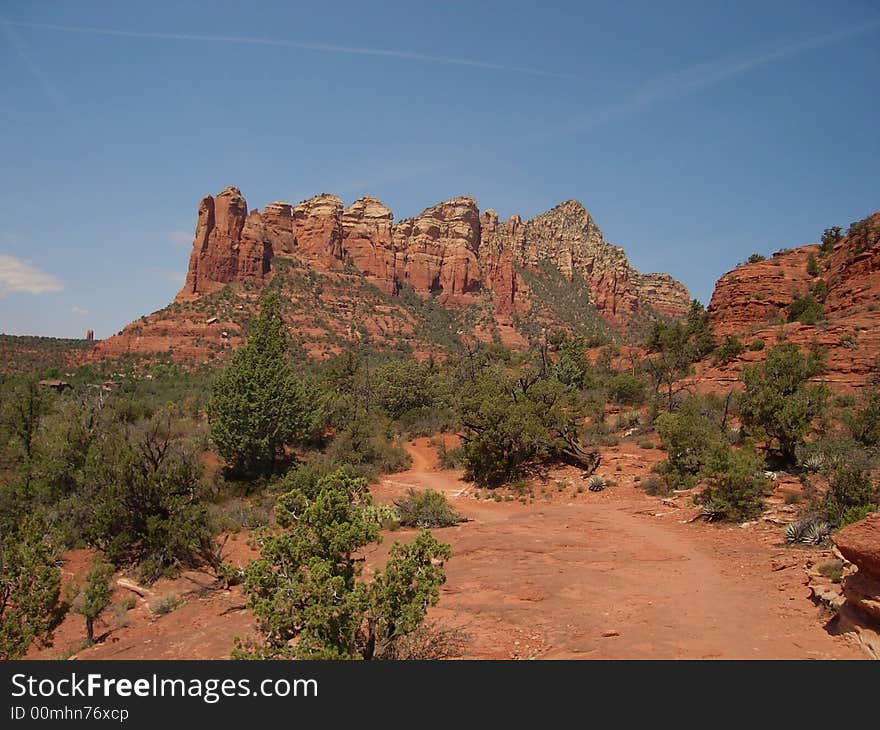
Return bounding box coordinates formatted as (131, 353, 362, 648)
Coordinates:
(539, 17, 880, 140)
(4, 20, 575, 79)
(1, 20, 72, 118)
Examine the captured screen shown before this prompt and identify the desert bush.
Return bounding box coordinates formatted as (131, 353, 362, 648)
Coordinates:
(787, 294, 824, 325)
(696, 446, 768, 522)
(361, 502, 401, 529)
(713, 335, 745, 365)
(806, 253, 820, 278)
(654, 406, 725, 488)
(749, 339, 765, 351)
(641, 476, 671, 496)
(817, 559, 844, 583)
(738, 344, 829, 464)
(208, 495, 274, 533)
(822, 466, 879, 528)
(150, 595, 184, 616)
(234, 469, 451, 660)
(607, 372, 647, 406)
(820, 227, 842, 255)
(747, 253, 766, 264)
(394, 488, 462, 528)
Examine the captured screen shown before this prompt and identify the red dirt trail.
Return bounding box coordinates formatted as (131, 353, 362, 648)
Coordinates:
(368, 438, 862, 660)
(32, 438, 862, 660)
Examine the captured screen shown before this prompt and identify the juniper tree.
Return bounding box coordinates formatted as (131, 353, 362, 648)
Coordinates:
(738, 344, 829, 465)
(233, 468, 450, 660)
(208, 293, 308, 477)
(72, 558, 114, 644)
(0, 516, 62, 659)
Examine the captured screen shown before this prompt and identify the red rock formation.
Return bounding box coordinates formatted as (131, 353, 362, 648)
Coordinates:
(341, 197, 395, 288)
(835, 513, 880, 580)
(701, 212, 880, 390)
(178, 186, 271, 299)
(92, 185, 694, 366)
(833, 512, 880, 658)
(292, 194, 344, 261)
(392, 197, 482, 302)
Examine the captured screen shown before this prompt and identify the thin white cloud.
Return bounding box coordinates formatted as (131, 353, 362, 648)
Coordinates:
(70, 306, 88, 315)
(533, 17, 880, 140)
(5, 20, 573, 79)
(1, 20, 71, 117)
(167, 230, 192, 247)
(0, 255, 63, 295)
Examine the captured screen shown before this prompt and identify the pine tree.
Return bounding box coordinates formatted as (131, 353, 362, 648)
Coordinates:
(208, 294, 307, 477)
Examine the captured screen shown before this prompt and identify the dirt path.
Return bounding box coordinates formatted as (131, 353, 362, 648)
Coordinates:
(33, 438, 861, 660)
(370, 438, 862, 660)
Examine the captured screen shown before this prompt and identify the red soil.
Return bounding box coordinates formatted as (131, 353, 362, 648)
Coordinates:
(30, 439, 861, 660)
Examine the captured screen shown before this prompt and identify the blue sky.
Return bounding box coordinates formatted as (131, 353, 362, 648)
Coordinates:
(1, 1, 878, 338)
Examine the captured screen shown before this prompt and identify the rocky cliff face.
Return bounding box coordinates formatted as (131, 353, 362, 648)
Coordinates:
(833, 513, 880, 659)
(177, 186, 690, 320)
(698, 211, 880, 390)
(179, 186, 272, 297)
(93, 186, 692, 365)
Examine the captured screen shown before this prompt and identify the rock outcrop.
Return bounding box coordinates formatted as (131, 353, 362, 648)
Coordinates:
(699, 211, 880, 390)
(175, 185, 691, 322)
(179, 186, 272, 298)
(92, 185, 693, 365)
(833, 513, 880, 659)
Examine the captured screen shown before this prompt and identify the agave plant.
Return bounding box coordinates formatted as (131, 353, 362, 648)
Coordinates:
(701, 499, 724, 521)
(588, 476, 607, 492)
(785, 515, 831, 545)
(800, 453, 825, 473)
(785, 519, 806, 543)
(801, 520, 831, 545)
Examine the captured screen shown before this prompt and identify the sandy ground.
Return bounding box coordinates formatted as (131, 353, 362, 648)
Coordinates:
(30, 437, 862, 660)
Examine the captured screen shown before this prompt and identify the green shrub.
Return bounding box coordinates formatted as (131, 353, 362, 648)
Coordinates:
(607, 372, 647, 406)
(394, 488, 463, 528)
(823, 467, 879, 528)
(787, 294, 824, 325)
(806, 253, 820, 278)
(713, 335, 745, 365)
(655, 406, 725, 489)
(738, 344, 829, 464)
(749, 339, 765, 351)
(747, 253, 766, 264)
(697, 446, 768, 522)
(820, 227, 842, 255)
(641, 475, 671, 496)
(810, 279, 829, 302)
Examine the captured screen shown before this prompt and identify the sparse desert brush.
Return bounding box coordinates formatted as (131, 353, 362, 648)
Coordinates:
(150, 595, 185, 616)
(394, 488, 463, 528)
(640, 476, 670, 496)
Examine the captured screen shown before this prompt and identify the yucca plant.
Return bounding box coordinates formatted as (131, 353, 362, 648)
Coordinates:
(785, 515, 831, 545)
(701, 499, 723, 521)
(802, 520, 831, 545)
(588, 476, 607, 492)
(800, 453, 825, 473)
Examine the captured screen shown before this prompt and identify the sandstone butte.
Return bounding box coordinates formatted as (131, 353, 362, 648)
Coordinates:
(689, 210, 880, 392)
(90, 186, 692, 363)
